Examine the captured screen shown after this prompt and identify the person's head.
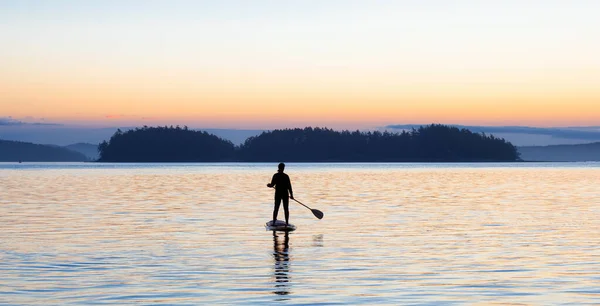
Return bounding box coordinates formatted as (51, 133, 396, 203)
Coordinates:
(278, 162, 285, 172)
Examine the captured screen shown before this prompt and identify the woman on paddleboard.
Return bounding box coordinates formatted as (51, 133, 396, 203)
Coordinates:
(267, 163, 294, 226)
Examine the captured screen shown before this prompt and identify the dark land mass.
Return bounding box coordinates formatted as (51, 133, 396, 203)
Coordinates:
(202, 128, 264, 145)
(64, 143, 99, 160)
(98, 126, 235, 162)
(98, 124, 520, 162)
(518, 142, 600, 162)
(0, 139, 88, 162)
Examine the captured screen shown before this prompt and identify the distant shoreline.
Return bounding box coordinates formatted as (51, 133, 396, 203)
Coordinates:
(97, 125, 521, 163)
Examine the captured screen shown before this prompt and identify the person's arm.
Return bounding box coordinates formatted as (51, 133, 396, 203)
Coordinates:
(267, 174, 276, 188)
(288, 176, 294, 199)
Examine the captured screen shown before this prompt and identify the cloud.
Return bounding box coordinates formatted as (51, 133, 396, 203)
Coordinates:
(0, 117, 24, 125)
(105, 114, 126, 119)
(30, 122, 63, 126)
(0, 116, 62, 126)
(105, 114, 141, 119)
(104, 114, 159, 121)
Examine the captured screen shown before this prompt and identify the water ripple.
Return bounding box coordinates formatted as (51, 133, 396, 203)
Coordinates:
(1, 163, 599, 304)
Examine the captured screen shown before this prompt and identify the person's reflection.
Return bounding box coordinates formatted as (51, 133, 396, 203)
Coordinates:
(272, 231, 291, 297)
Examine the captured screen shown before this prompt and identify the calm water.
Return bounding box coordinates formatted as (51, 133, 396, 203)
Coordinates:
(1, 162, 599, 305)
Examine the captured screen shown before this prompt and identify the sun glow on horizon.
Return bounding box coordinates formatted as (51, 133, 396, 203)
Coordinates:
(2, 1, 599, 129)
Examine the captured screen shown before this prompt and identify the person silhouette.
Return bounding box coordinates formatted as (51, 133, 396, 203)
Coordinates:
(267, 163, 294, 226)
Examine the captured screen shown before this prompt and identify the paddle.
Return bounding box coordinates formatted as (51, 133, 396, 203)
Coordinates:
(292, 198, 324, 220)
(269, 186, 323, 219)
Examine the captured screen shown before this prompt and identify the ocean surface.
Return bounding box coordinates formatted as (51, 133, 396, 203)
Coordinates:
(1, 162, 599, 305)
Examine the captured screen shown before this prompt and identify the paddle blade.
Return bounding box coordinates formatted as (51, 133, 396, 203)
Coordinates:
(312, 209, 324, 219)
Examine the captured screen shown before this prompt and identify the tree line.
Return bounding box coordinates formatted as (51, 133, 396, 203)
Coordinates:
(98, 126, 235, 162)
(97, 124, 520, 162)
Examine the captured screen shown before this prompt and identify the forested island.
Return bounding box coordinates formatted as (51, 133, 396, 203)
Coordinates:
(97, 124, 520, 162)
(98, 126, 235, 162)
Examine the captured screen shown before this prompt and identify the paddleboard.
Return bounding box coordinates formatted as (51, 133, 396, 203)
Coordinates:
(265, 220, 296, 232)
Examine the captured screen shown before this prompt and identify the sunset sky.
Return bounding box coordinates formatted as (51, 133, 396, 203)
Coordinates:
(1, 0, 599, 129)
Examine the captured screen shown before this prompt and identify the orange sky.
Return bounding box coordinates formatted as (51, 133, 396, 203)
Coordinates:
(1, 1, 599, 128)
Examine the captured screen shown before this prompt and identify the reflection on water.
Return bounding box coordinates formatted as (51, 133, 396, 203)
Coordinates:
(312, 234, 324, 247)
(272, 231, 291, 298)
(0, 162, 599, 304)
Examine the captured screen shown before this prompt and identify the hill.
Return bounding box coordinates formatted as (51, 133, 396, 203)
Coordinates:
(518, 142, 600, 162)
(238, 125, 520, 162)
(97, 124, 520, 162)
(0, 139, 88, 162)
(65, 143, 99, 160)
(97, 126, 236, 162)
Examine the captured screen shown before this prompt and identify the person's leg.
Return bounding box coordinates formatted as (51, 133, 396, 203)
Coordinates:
(273, 195, 282, 223)
(283, 196, 289, 225)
